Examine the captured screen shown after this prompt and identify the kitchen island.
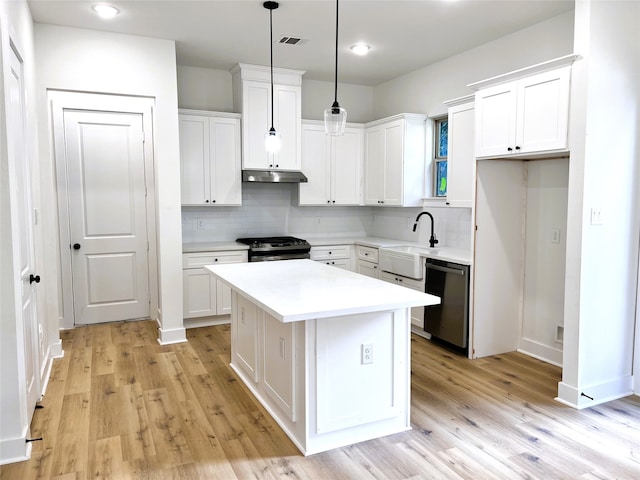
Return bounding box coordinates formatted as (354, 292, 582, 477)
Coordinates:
(206, 259, 439, 455)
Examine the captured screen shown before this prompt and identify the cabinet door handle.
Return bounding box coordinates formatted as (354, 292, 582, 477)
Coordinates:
(507, 147, 513, 152)
(73, 243, 81, 250)
(515, 146, 521, 150)
(205, 199, 210, 203)
(30, 274, 41, 284)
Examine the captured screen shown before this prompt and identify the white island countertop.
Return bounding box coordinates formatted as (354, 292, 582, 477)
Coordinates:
(207, 259, 440, 323)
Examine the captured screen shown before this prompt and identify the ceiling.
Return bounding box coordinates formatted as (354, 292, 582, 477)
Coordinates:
(27, 0, 574, 86)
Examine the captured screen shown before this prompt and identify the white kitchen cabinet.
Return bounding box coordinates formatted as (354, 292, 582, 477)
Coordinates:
(299, 121, 364, 206)
(443, 96, 475, 208)
(355, 245, 379, 278)
(473, 65, 572, 159)
(179, 110, 242, 206)
(310, 245, 352, 270)
(380, 271, 425, 328)
(364, 113, 427, 206)
(183, 250, 248, 319)
(231, 64, 304, 171)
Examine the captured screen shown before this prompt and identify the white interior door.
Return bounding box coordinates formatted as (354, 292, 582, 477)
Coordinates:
(6, 42, 40, 418)
(63, 110, 150, 325)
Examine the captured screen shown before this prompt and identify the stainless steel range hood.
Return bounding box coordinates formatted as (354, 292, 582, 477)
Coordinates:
(242, 169, 308, 183)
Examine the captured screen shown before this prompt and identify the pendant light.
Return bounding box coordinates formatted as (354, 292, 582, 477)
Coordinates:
(264, 1, 281, 153)
(324, 0, 347, 135)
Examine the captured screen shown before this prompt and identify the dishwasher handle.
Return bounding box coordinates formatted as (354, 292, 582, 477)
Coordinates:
(426, 262, 465, 276)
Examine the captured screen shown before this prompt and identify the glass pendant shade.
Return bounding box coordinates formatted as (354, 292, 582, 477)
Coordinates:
(264, 127, 281, 153)
(324, 102, 347, 135)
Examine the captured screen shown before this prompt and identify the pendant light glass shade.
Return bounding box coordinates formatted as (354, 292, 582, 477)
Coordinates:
(264, 127, 282, 153)
(264, 1, 281, 153)
(324, 102, 347, 135)
(325, 0, 346, 135)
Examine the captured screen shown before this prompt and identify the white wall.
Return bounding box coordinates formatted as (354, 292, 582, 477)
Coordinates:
(34, 25, 185, 343)
(373, 11, 574, 119)
(301, 79, 374, 123)
(176, 64, 375, 122)
(519, 159, 569, 366)
(559, 0, 640, 408)
(177, 65, 234, 112)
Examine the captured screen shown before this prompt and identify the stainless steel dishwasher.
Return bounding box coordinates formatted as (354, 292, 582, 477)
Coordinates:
(424, 258, 469, 350)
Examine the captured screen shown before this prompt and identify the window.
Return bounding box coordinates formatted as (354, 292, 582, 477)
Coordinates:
(434, 117, 448, 197)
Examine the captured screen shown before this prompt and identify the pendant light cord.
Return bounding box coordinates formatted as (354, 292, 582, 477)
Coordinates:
(333, 0, 339, 106)
(269, 5, 275, 129)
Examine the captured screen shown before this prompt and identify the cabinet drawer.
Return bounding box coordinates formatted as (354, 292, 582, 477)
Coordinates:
(316, 258, 351, 270)
(380, 271, 425, 291)
(310, 245, 350, 260)
(183, 251, 248, 268)
(356, 245, 378, 263)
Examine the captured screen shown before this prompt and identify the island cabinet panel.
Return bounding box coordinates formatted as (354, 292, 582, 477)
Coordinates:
(262, 313, 296, 421)
(314, 311, 403, 434)
(233, 294, 260, 383)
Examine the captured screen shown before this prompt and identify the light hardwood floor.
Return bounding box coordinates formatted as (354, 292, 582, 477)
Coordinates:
(2, 320, 639, 479)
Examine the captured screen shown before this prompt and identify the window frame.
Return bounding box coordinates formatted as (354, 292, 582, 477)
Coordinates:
(433, 116, 448, 197)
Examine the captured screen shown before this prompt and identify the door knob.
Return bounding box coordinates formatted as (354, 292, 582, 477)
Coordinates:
(30, 274, 41, 284)
(73, 243, 81, 250)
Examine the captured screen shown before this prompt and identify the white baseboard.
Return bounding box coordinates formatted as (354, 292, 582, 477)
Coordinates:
(517, 337, 563, 367)
(0, 431, 32, 465)
(184, 315, 230, 329)
(157, 326, 187, 345)
(557, 375, 634, 409)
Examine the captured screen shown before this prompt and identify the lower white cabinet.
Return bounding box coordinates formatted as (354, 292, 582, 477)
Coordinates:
(355, 245, 379, 278)
(380, 271, 426, 328)
(183, 250, 248, 318)
(310, 245, 351, 270)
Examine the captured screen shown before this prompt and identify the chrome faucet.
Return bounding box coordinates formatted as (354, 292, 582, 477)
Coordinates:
(413, 211, 439, 248)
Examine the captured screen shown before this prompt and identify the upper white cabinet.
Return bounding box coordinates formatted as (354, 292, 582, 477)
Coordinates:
(299, 120, 364, 206)
(179, 110, 242, 206)
(471, 56, 577, 159)
(443, 96, 475, 208)
(364, 113, 427, 206)
(231, 63, 304, 171)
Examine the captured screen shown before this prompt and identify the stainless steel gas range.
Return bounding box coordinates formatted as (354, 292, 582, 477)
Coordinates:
(236, 236, 311, 262)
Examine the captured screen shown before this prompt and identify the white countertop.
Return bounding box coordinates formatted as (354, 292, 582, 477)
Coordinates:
(183, 237, 472, 265)
(206, 259, 440, 323)
(183, 241, 249, 253)
(304, 236, 472, 265)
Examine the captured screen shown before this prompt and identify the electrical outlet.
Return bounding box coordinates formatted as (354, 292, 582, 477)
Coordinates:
(551, 228, 561, 244)
(361, 343, 373, 364)
(590, 207, 603, 225)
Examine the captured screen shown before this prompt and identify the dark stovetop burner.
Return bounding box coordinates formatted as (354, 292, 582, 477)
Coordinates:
(236, 236, 310, 251)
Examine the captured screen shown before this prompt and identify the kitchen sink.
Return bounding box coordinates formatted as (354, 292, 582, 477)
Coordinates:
(378, 245, 437, 279)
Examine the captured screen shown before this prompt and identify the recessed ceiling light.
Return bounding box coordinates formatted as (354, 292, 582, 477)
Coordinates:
(92, 4, 119, 19)
(350, 44, 370, 56)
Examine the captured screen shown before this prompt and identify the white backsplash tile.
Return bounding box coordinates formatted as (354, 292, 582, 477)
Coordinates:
(182, 183, 472, 250)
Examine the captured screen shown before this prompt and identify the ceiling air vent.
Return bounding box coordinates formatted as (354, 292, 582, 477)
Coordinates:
(278, 36, 306, 46)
